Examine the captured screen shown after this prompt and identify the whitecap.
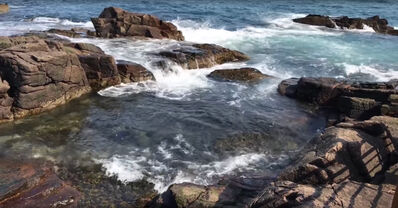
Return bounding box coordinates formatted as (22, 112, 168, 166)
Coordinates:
(342, 63, 398, 81)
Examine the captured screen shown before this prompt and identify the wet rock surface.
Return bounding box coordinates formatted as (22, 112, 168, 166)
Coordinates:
(91, 7, 184, 40)
(293, 14, 398, 36)
(207, 68, 271, 82)
(117, 60, 155, 83)
(0, 158, 81, 208)
(156, 43, 249, 70)
(278, 77, 398, 120)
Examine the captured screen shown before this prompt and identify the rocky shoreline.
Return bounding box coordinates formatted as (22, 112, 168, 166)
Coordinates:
(0, 7, 397, 208)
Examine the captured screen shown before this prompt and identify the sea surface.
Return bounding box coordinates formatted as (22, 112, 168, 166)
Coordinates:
(1, 0, 398, 193)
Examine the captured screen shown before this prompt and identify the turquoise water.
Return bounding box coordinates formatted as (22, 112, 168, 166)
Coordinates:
(0, 0, 398, 194)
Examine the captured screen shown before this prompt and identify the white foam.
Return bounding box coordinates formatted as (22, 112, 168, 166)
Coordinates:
(342, 63, 398, 81)
(0, 17, 93, 36)
(99, 150, 275, 192)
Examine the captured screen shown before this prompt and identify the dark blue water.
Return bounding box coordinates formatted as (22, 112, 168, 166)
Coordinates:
(0, 0, 398, 193)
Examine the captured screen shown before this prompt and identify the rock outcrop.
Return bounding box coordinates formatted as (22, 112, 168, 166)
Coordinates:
(0, 3, 9, 14)
(278, 77, 398, 119)
(117, 60, 155, 83)
(156, 44, 250, 70)
(0, 36, 155, 122)
(0, 37, 92, 119)
(293, 15, 398, 36)
(0, 158, 81, 208)
(91, 7, 184, 40)
(207, 68, 271, 82)
(250, 180, 394, 208)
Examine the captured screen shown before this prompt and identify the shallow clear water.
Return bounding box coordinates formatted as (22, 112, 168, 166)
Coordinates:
(1, 0, 398, 193)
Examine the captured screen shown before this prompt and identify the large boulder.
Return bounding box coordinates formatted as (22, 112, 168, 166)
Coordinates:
(91, 7, 184, 40)
(0, 158, 81, 208)
(0, 36, 124, 122)
(156, 43, 249, 70)
(293, 14, 398, 36)
(0, 38, 92, 119)
(207, 68, 272, 82)
(117, 60, 155, 83)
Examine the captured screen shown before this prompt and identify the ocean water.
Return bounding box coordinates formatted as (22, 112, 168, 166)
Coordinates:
(1, 0, 398, 195)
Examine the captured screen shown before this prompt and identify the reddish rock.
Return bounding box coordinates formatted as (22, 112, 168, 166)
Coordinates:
(91, 7, 184, 40)
(0, 158, 81, 208)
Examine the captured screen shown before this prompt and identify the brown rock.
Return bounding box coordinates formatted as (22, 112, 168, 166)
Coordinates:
(91, 7, 184, 40)
(249, 180, 394, 208)
(293, 14, 398, 36)
(0, 77, 13, 121)
(78, 54, 121, 90)
(156, 43, 249, 70)
(0, 158, 81, 208)
(293, 14, 336, 28)
(207, 68, 271, 82)
(117, 60, 155, 83)
(279, 125, 390, 184)
(0, 38, 91, 119)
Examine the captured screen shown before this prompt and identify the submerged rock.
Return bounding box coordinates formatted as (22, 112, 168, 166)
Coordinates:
(117, 60, 155, 83)
(156, 43, 249, 70)
(0, 4, 9, 14)
(207, 68, 272, 82)
(293, 14, 398, 36)
(0, 158, 81, 208)
(91, 7, 184, 40)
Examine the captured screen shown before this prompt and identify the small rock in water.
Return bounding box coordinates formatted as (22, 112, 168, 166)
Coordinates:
(207, 68, 272, 82)
(155, 43, 249, 70)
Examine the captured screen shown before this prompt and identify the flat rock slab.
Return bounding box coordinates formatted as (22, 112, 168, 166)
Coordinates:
(0, 158, 80, 208)
(207, 68, 272, 82)
(155, 43, 249, 70)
